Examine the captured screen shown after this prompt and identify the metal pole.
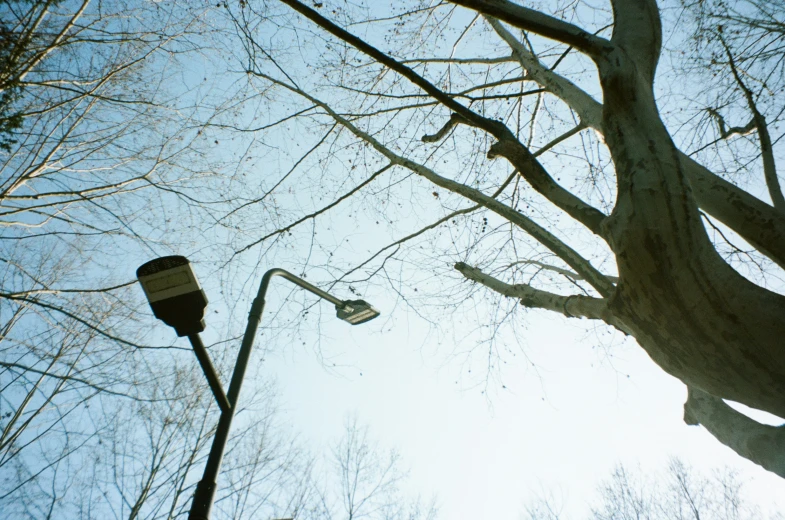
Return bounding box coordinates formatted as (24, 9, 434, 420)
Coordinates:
(187, 334, 231, 414)
(188, 269, 344, 520)
(263, 268, 345, 307)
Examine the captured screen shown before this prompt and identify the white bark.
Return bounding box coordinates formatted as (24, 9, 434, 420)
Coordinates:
(454, 262, 614, 322)
(487, 15, 785, 270)
(486, 18, 603, 128)
(450, 0, 613, 57)
(684, 387, 785, 478)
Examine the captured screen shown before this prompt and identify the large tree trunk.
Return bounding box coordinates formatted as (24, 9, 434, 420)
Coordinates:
(598, 1, 785, 419)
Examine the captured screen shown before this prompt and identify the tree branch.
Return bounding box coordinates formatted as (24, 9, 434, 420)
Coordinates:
(684, 156, 785, 270)
(485, 137, 607, 237)
(707, 107, 755, 139)
(277, 1, 608, 238)
(488, 16, 785, 269)
(448, 0, 613, 58)
(509, 259, 619, 284)
(333, 168, 523, 288)
(247, 68, 616, 297)
(423, 112, 607, 236)
(721, 36, 785, 213)
(0, 361, 157, 403)
(684, 387, 785, 479)
(0, 292, 145, 349)
(276, 0, 506, 135)
(454, 262, 613, 321)
(486, 17, 604, 128)
(235, 163, 393, 255)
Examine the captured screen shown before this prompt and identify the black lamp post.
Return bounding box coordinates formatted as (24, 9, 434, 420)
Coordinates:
(136, 257, 380, 520)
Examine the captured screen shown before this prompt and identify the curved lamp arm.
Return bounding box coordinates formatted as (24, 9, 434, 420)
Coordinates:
(188, 268, 378, 520)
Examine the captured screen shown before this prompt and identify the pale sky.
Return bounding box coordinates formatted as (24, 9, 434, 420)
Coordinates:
(251, 292, 785, 519)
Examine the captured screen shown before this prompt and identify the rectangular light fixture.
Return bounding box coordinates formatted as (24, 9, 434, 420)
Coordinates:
(137, 256, 202, 303)
(136, 255, 208, 336)
(336, 300, 380, 325)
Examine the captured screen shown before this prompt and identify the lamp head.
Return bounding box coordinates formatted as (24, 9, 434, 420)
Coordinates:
(335, 300, 379, 325)
(136, 256, 208, 337)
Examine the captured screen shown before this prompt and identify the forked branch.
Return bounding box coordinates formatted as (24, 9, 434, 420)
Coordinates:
(246, 68, 615, 297)
(707, 108, 755, 139)
(721, 36, 785, 213)
(487, 16, 785, 268)
(486, 17, 603, 128)
(277, 0, 608, 240)
(422, 112, 607, 237)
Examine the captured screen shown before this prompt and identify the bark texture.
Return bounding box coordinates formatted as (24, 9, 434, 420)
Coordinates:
(451, 0, 785, 474)
(594, 2, 785, 420)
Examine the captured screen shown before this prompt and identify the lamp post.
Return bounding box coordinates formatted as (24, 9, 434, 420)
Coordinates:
(136, 257, 380, 520)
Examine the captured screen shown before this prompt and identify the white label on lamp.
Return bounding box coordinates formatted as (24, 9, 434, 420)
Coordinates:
(138, 265, 201, 302)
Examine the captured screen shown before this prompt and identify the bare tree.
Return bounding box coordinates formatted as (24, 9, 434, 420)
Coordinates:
(0, 0, 265, 515)
(1, 1, 442, 516)
(304, 417, 437, 520)
(526, 458, 770, 520)
(6, 0, 785, 513)
(209, 0, 785, 476)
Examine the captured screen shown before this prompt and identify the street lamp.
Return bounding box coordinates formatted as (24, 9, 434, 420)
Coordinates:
(136, 255, 208, 336)
(136, 257, 380, 520)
